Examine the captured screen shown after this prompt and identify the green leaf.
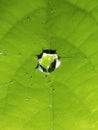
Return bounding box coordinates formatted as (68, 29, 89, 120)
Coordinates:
(0, 0, 98, 129)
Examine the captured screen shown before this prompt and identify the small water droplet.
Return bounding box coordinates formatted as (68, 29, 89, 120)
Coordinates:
(36, 49, 61, 74)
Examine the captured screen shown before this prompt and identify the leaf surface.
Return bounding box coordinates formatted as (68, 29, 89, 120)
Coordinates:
(0, 0, 98, 129)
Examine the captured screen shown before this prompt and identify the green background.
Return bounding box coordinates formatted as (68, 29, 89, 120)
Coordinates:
(0, 0, 98, 129)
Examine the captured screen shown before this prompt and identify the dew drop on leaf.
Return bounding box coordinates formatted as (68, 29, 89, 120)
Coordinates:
(36, 49, 61, 74)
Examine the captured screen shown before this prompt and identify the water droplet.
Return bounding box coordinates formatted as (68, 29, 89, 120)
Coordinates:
(36, 49, 61, 74)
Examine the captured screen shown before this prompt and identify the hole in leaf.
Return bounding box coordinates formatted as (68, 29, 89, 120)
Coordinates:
(36, 49, 61, 74)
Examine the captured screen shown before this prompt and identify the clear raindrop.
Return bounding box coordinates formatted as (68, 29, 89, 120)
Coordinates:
(36, 50, 61, 74)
